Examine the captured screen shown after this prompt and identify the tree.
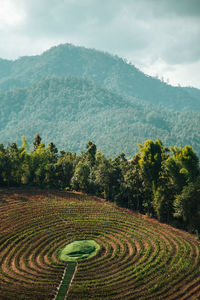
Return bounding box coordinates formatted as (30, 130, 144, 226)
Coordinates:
(94, 154, 122, 202)
(152, 186, 174, 223)
(33, 133, 42, 151)
(137, 139, 164, 215)
(56, 151, 77, 188)
(138, 139, 163, 187)
(174, 177, 200, 232)
(167, 145, 199, 192)
(0, 144, 9, 186)
(8, 143, 22, 185)
(71, 161, 90, 192)
(22, 136, 28, 151)
(121, 154, 143, 211)
(86, 141, 96, 166)
(30, 143, 50, 186)
(48, 142, 58, 154)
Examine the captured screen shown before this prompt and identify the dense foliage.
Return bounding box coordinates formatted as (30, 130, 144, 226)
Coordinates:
(1, 44, 200, 111)
(0, 44, 200, 157)
(0, 135, 199, 234)
(0, 76, 199, 157)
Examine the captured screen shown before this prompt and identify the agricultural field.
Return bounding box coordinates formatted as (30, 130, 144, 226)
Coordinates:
(0, 188, 200, 299)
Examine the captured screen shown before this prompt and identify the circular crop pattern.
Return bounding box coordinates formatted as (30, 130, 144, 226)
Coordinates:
(0, 188, 200, 299)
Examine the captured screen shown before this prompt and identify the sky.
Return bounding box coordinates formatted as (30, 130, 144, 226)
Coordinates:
(0, 0, 200, 89)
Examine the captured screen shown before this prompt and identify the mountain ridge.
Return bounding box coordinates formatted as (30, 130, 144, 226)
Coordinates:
(0, 43, 199, 157)
(0, 75, 199, 157)
(0, 43, 200, 111)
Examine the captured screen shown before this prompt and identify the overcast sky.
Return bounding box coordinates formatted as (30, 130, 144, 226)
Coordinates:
(1, 0, 200, 88)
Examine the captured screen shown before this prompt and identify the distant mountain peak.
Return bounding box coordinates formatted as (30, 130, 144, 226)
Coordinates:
(0, 43, 199, 156)
(0, 43, 199, 110)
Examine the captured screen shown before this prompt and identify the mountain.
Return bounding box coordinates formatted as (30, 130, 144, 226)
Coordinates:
(0, 43, 200, 111)
(0, 76, 199, 157)
(0, 43, 199, 157)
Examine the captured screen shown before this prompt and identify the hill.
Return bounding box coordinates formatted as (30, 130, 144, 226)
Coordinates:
(0, 76, 199, 157)
(0, 187, 200, 299)
(0, 44, 200, 111)
(0, 43, 200, 156)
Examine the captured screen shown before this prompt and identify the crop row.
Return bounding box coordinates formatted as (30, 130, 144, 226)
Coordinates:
(0, 188, 200, 299)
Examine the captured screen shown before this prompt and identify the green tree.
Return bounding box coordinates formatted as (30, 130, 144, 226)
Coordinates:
(86, 141, 97, 166)
(122, 154, 143, 210)
(174, 177, 200, 232)
(33, 133, 42, 151)
(56, 151, 77, 188)
(153, 185, 174, 223)
(167, 145, 199, 192)
(30, 143, 50, 186)
(138, 139, 163, 187)
(94, 153, 122, 202)
(0, 144, 10, 186)
(71, 161, 90, 192)
(137, 139, 164, 215)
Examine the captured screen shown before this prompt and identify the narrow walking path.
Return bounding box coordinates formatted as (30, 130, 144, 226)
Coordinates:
(55, 262, 77, 300)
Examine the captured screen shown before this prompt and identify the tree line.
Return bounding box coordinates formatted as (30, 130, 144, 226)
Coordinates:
(0, 134, 200, 235)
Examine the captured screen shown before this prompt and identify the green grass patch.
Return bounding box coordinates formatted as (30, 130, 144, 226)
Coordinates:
(58, 240, 100, 262)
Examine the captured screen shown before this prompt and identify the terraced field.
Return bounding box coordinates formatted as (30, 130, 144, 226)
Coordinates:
(0, 188, 200, 299)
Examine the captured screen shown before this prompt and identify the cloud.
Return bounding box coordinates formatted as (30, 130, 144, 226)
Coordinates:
(140, 58, 200, 88)
(0, 0, 26, 29)
(0, 0, 199, 88)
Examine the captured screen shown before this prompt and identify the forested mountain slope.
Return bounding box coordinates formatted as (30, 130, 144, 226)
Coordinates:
(0, 76, 199, 157)
(0, 43, 200, 111)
